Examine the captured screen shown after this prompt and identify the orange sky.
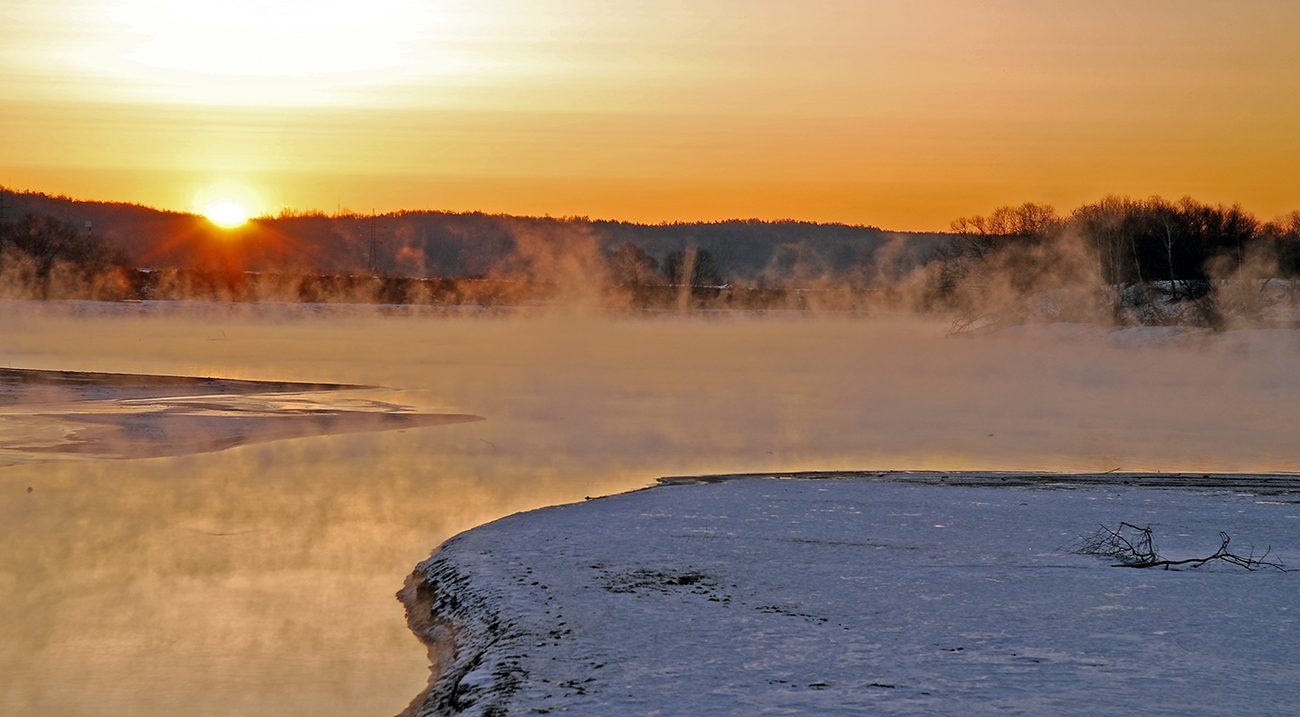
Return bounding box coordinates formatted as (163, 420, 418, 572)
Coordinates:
(2, 0, 1298, 231)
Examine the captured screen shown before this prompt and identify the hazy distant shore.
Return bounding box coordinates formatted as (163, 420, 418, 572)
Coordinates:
(8, 189, 1300, 329)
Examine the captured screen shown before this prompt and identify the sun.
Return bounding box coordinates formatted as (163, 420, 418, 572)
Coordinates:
(204, 201, 249, 228)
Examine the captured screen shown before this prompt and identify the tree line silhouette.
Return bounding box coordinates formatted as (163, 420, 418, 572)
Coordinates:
(5, 185, 1299, 323)
(0, 214, 134, 300)
(925, 196, 1300, 328)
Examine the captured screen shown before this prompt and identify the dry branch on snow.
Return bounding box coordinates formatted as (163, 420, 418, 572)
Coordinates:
(1068, 522, 1288, 571)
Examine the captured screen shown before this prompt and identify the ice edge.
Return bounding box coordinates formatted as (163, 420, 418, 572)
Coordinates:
(659, 469, 1300, 492)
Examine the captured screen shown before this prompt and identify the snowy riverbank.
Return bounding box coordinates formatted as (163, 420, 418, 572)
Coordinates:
(398, 473, 1300, 716)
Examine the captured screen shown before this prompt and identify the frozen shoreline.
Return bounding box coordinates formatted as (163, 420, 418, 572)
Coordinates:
(398, 472, 1300, 716)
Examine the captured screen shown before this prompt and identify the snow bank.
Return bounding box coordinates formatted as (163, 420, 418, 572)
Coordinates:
(401, 474, 1300, 716)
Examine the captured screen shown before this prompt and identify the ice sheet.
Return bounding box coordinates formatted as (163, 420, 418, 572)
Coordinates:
(403, 477, 1300, 716)
(0, 367, 481, 462)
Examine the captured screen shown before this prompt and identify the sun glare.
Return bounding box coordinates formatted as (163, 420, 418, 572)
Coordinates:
(205, 201, 249, 228)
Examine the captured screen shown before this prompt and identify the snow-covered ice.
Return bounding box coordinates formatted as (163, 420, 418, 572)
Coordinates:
(400, 475, 1300, 716)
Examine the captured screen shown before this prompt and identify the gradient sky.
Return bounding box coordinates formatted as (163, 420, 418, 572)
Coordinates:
(2, 0, 1298, 231)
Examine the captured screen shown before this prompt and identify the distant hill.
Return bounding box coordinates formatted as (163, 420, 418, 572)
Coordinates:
(0, 187, 949, 285)
(1, 189, 195, 262)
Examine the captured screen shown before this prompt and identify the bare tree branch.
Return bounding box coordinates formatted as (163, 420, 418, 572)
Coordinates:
(1067, 523, 1288, 571)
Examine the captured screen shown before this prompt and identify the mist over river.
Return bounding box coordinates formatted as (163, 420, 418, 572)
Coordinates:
(3, 301, 1300, 716)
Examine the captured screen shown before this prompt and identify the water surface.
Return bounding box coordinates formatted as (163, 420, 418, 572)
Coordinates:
(3, 302, 1300, 716)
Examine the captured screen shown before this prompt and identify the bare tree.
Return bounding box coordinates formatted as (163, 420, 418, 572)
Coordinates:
(606, 243, 663, 286)
(662, 248, 722, 287)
